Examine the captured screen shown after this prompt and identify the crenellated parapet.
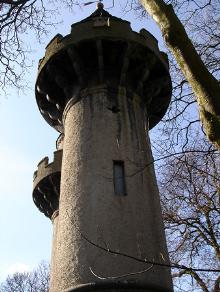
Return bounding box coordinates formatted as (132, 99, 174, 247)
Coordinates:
(35, 9, 172, 133)
(33, 149, 62, 219)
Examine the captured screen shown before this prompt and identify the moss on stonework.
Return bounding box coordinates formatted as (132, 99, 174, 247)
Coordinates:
(200, 108, 220, 149)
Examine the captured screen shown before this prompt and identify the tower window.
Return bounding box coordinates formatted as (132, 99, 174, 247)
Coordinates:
(113, 161, 126, 196)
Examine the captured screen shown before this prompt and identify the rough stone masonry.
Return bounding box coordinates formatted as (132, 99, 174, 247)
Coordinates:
(33, 4, 173, 292)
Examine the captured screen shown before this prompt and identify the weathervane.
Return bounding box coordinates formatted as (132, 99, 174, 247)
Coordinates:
(83, 0, 114, 9)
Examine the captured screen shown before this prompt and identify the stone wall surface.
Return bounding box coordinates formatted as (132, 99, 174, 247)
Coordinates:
(49, 87, 173, 292)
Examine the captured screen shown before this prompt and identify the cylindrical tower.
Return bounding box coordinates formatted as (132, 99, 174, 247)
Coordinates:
(33, 5, 172, 292)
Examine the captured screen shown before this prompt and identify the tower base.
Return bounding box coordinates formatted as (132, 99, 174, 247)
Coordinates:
(65, 282, 172, 292)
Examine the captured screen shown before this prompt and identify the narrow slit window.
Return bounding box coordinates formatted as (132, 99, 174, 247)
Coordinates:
(113, 161, 126, 196)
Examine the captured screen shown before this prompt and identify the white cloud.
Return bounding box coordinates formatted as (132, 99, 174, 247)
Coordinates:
(6, 262, 31, 275)
(0, 262, 31, 282)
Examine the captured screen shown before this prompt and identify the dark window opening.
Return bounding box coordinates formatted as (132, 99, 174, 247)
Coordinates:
(107, 106, 120, 113)
(113, 160, 126, 196)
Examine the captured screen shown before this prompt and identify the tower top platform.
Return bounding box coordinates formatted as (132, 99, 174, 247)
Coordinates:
(35, 8, 172, 132)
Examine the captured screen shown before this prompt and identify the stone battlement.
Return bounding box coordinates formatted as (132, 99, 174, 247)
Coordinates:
(33, 149, 62, 219)
(35, 12, 171, 133)
(33, 149, 62, 188)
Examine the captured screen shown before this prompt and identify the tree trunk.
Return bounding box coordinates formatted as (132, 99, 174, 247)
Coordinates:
(140, 0, 220, 150)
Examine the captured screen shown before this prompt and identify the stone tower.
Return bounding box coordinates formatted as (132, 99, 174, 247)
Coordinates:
(33, 4, 173, 292)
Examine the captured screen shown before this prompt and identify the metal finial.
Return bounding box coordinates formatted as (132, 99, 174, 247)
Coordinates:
(96, 1, 104, 9)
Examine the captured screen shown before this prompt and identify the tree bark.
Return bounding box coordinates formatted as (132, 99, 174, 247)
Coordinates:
(140, 0, 220, 150)
(214, 275, 220, 292)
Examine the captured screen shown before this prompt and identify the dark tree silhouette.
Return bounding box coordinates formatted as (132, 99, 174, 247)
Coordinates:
(159, 138, 220, 291)
(0, 261, 50, 292)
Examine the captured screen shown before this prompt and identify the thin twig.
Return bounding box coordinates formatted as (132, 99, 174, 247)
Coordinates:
(89, 264, 154, 280)
(80, 232, 220, 273)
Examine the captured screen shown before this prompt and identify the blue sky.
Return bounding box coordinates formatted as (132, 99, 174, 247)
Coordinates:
(0, 0, 163, 281)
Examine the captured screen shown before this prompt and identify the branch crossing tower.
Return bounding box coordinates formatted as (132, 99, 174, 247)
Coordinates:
(33, 4, 173, 292)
